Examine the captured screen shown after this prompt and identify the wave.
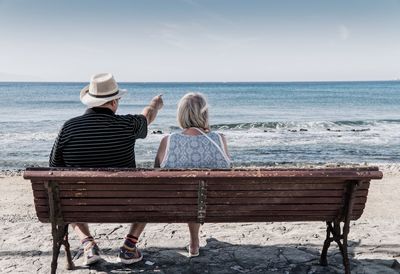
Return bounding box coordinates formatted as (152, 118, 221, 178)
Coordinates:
(208, 119, 400, 131)
(0, 132, 57, 141)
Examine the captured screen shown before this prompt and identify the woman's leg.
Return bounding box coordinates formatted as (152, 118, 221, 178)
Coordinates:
(187, 223, 200, 254)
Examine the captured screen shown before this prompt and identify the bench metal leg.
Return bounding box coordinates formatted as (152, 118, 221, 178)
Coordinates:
(342, 196, 352, 274)
(47, 180, 74, 273)
(320, 181, 358, 274)
(63, 224, 74, 270)
(320, 221, 351, 274)
(50, 223, 74, 274)
(320, 222, 332, 266)
(51, 230, 62, 274)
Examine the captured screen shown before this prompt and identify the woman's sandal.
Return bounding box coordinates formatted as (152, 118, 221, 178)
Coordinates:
(185, 245, 200, 257)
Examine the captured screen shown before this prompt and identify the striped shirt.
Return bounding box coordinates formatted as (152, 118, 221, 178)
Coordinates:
(49, 107, 147, 168)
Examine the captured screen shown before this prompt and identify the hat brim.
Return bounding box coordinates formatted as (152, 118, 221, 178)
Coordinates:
(80, 85, 127, 107)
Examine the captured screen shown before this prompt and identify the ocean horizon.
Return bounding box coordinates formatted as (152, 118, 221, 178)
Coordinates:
(1, 80, 399, 83)
(1, 80, 399, 170)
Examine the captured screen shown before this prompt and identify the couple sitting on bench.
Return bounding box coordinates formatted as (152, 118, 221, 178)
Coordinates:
(49, 73, 231, 265)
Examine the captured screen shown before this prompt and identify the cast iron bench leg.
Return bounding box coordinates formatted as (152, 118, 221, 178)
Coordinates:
(63, 224, 74, 270)
(50, 223, 74, 273)
(320, 221, 332, 266)
(320, 221, 351, 273)
(320, 181, 357, 274)
(51, 233, 61, 274)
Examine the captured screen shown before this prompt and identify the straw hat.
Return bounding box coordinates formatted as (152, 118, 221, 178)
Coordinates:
(80, 73, 127, 107)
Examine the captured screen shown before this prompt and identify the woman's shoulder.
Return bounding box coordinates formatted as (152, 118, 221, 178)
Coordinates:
(163, 133, 184, 144)
(209, 131, 225, 138)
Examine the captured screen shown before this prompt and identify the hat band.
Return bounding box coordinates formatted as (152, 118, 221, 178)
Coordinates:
(88, 90, 119, 98)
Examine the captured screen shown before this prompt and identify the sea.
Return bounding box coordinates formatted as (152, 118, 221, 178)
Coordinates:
(1, 81, 399, 170)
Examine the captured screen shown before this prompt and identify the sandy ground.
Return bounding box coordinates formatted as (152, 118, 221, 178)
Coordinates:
(0, 171, 399, 274)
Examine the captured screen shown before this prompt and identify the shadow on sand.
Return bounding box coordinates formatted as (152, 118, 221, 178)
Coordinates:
(1, 238, 399, 273)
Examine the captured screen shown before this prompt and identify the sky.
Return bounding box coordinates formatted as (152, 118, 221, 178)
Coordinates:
(0, 0, 400, 82)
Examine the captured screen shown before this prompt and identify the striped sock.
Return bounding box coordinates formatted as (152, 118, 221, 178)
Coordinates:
(125, 234, 138, 247)
(81, 236, 94, 245)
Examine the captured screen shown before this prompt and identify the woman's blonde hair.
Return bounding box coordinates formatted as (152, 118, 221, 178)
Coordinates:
(177, 92, 209, 130)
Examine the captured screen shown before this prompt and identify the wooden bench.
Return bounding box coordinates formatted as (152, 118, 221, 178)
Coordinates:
(24, 167, 383, 274)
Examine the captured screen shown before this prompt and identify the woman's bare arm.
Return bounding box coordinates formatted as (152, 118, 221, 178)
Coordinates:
(154, 136, 169, 168)
(220, 134, 231, 159)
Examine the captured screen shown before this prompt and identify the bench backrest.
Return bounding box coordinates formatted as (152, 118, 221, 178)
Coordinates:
(24, 167, 382, 224)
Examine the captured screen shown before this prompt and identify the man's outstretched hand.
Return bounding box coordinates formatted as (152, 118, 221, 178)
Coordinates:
(143, 94, 164, 125)
(150, 94, 164, 110)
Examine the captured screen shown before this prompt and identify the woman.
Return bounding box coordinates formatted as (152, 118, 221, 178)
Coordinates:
(154, 92, 231, 257)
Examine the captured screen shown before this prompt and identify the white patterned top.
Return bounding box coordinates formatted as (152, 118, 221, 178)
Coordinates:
(160, 132, 231, 169)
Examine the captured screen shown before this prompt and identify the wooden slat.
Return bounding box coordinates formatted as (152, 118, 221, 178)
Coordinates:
(31, 189, 368, 199)
(207, 210, 362, 216)
(38, 212, 343, 219)
(203, 216, 362, 222)
(61, 212, 197, 218)
(37, 216, 198, 223)
(207, 182, 370, 190)
(31, 183, 370, 194)
(208, 190, 368, 198)
(31, 190, 368, 199)
(34, 198, 197, 206)
(206, 211, 342, 217)
(36, 213, 364, 223)
(207, 197, 367, 205)
(36, 212, 197, 221)
(31, 179, 201, 184)
(206, 204, 365, 211)
(35, 205, 197, 212)
(33, 186, 368, 198)
(34, 203, 366, 214)
(32, 184, 198, 191)
(24, 167, 383, 180)
(33, 196, 368, 206)
(207, 190, 343, 198)
(207, 179, 364, 184)
(36, 215, 364, 223)
(30, 179, 371, 186)
(33, 190, 197, 198)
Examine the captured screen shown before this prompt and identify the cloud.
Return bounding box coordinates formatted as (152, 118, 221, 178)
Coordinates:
(338, 24, 350, 41)
(154, 22, 191, 50)
(180, 0, 199, 7)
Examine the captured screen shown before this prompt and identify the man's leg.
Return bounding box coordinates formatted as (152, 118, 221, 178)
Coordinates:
(71, 223, 92, 240)
(117, 223, 146, 264)
(71, 223, 101, 265)
(127, 223, 147, 239)
(187, 223, 200, 256)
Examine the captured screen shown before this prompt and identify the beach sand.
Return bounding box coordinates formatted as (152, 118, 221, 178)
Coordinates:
(0, 170, 399, 274)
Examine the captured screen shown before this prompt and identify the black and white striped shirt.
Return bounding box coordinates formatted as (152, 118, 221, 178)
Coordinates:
(49, 107, 147, 168)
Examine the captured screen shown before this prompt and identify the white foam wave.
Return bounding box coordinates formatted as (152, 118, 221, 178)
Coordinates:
(0, 132, 57, 142)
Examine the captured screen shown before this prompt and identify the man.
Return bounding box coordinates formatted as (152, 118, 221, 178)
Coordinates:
(49, 73, 163, 265)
